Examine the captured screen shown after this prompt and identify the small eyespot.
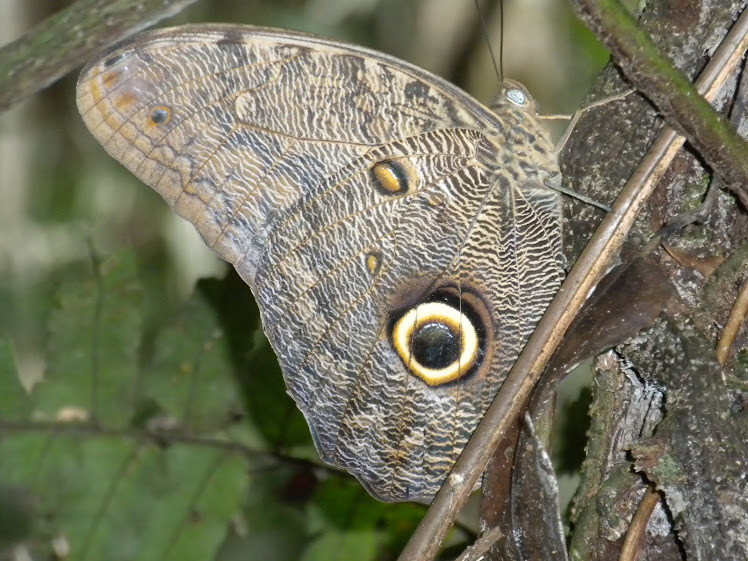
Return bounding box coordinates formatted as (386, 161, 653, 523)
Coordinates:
(505, 87, 527, 106)
(371, 159, 416, 196)
(364, 250, 383, 277)
(391, 301, 480, 386)
(149, 106, 171, 126)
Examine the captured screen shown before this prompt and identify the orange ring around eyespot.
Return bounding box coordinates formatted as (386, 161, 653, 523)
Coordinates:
(148, 106, 171, 126)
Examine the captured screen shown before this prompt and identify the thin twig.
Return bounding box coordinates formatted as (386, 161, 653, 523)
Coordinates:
(455, 526, 503, 561)
(0, 0, 199, 112)
(397, 7, 748, 561)
(716, 278, 748, 365)
(619, 486, 660, 561)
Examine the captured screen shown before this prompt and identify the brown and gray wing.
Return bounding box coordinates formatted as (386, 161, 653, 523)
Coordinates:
(76, 25, 559, 502)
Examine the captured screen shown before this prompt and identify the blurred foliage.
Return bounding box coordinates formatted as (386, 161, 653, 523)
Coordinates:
(0, 249, 427, 560)
(0, 1, 608, 559)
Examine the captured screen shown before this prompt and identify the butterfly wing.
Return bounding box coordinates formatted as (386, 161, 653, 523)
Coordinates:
(77, 24, 562, 502)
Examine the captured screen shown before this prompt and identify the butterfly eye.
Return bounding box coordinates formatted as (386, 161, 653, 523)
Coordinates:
(391, 301, 480, 386)
(505, 87, 527, 107)
(371, 159, 415, 196)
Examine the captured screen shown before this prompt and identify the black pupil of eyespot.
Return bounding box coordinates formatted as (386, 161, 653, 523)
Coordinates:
(386, 161, 407, 186)
(151, 109, 168, 124)
(411, 322, 460, 369)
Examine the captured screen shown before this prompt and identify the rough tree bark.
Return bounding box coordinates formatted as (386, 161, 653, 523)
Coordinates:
(557, 1, 748, 560)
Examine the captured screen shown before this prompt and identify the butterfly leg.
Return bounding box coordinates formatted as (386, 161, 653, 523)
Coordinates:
(550, 88, 636, 153)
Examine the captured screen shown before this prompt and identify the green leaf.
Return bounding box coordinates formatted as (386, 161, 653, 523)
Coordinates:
(301, 530, 380, 561)
(0, 249, 430, 561)
(1, 433, 246, 561)
(34, 251, 143, 427)
(218, 495, 309, 561)
(141, 280, 244, 433)
(309, 477, 424, 557)
(197, 273, 313, 451)
(0, 251, 249, 561)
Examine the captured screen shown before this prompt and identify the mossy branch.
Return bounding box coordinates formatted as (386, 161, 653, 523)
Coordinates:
(572, 0, 748, 205)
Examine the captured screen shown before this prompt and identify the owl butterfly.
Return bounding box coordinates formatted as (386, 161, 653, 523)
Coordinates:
(76, 24, 563, 503)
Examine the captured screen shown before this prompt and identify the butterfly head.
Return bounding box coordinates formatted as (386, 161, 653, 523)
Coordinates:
(489, 79, 540, 117)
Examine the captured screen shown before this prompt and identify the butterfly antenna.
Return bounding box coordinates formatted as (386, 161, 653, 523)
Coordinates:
(474, 0, 503, 83)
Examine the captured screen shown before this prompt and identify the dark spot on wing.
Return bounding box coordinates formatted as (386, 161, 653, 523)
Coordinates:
(404, 80, 433, 103)
(103, 53, 127, 68)
(216, 29, 245, 49)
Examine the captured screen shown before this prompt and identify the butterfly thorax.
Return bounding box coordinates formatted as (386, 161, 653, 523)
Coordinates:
(477, 80, 560, 195)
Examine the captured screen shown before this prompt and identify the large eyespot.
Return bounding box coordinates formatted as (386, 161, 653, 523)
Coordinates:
(371, 159, 416, 196)
(391, 301, 480, 386)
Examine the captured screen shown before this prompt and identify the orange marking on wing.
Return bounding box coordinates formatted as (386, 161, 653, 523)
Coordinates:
(115, 91, 137, 111)
(85, 71, 132, 132)
(101, 71, 120, 89)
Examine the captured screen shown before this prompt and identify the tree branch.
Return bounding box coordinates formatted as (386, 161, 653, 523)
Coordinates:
(571, 0, 748, 205)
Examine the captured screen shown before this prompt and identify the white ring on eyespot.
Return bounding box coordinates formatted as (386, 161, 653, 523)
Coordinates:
(505, 87, 527, 106)
(392, 301, 479, 386)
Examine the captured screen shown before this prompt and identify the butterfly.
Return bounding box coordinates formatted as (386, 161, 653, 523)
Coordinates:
(76, 24, 563, 503)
